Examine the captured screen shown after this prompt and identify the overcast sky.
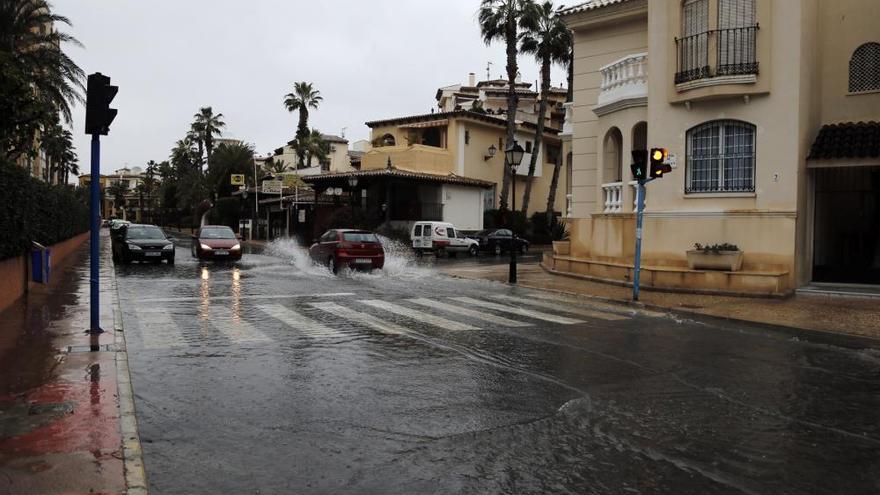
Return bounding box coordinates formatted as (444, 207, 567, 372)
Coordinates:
(57, 0, 567, 175)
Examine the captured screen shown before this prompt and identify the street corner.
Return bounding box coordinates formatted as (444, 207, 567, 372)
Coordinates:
(0, 350, 125, 495)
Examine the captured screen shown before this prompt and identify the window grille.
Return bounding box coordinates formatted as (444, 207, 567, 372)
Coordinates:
(849, 42, 880, 93)
(686, 120, 756, 193)
(677, 0, 710, 83)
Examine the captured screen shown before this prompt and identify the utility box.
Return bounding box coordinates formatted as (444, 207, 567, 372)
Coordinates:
(31, 242, 51, 284)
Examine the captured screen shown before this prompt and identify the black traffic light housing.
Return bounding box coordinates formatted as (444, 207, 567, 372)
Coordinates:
(85, 73, 118, 135)
(630, 150, 648, 181)
(649, 148, 672, 178)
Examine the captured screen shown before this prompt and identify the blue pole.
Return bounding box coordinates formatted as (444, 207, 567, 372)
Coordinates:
(632, 179, 646, 301)
(89, 133, 102, 333)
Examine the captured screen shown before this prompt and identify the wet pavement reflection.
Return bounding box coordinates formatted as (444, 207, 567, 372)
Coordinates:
(116, 233, 880, 494)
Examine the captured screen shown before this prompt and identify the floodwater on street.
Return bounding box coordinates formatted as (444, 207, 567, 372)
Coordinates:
(115, 233, 880, 494)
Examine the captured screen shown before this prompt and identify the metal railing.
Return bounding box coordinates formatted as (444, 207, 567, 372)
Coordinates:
(675, 25, 759, 84)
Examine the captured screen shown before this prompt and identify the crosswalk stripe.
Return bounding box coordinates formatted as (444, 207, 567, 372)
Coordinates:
(257, 304, 341, 338)
(209, 308, 270, 343)
(359, 300, 479, 331)
(309, 302, 407, 335)
(449, 297, 583, 325)
(489, 295, 627, 321)
(135, 309, 186, 349)
(406, 298, 532, 327)
(527, 292, 666, 318)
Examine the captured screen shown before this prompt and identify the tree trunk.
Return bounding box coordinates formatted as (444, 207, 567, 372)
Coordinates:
(546, 139, 564, 227)
(566, 50, 574, 103)
(521, 58, 551, 216)
(499, 8, 519, 211)
(297, 109, 309, 167)
(205, 135, 213, 176)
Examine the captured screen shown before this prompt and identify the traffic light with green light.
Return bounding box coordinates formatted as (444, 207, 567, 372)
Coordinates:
(649, 148, 672, 178)
(630, 150, 648, 181)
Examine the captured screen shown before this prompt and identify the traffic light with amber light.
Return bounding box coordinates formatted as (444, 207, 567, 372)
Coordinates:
(649, 148, 672, 178)
(85, 73, 118, 135)
(630, 150, 648, 181)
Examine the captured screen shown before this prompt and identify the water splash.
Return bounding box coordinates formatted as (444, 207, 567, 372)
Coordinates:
(264, 238, 334, 278)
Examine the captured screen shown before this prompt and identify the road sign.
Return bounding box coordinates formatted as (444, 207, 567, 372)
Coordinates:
(262, 179, 282, 194)
(231, 174, 245, 185)
(280, 173, 306, 188)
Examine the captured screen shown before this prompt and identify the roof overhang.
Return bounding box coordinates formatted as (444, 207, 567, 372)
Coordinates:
(300, 167, 495, 189)
(561, 0, 647, 30)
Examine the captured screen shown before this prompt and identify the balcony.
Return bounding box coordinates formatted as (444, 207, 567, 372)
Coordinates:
(675, 26, 759, 86)
(602, 182, 623, 213)
(594, 53, 647, 116)
(361, 144, 454, 175)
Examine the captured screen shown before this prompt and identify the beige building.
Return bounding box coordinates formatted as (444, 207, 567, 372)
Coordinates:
(550, 0, 880, 295)
(272, 133, 354, 175)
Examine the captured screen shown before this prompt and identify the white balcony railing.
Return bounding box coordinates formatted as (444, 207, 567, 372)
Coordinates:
(595, 53, 648, 115)
(629, 181, 642, 209)
(561, 102, 574, 136)
(602, 182, 623, 213)
(565, 193, 573, 217)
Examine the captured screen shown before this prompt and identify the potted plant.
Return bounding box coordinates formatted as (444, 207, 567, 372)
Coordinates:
(551, 220, 570, 256)
(686, 243, 743, 271)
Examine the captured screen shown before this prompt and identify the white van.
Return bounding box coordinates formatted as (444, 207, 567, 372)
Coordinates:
(411, 221, 478, 257)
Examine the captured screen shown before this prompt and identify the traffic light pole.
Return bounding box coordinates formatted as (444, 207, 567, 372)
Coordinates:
(632, 177, 654, 301)
(89, 133, 103, 334)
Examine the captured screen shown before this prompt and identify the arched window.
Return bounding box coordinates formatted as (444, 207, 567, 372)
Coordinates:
(686, 120, 756, 193)
(381, 134, 396, 146)
(849, 42, 880, 93)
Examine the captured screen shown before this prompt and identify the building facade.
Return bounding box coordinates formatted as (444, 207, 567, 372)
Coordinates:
(552, 0, 880, 295)
(272, 134, 355, 176)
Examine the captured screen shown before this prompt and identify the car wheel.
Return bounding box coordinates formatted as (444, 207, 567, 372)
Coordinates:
(122, 254, 132, 265)
(191, 245, 196, 258)
(493, 244, 502, 256)
(415, 249, 423, 258)
(469, 245, 478, 257)
(167, 256, 175, 265)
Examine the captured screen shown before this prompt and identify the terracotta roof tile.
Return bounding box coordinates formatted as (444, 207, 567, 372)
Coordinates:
(300, 167, 495, 188)
(559, 0, 630, 16)
(808, 121, 880, 160)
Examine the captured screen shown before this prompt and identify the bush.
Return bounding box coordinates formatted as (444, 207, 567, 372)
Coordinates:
(0, 160, 90, 260)
(209, 197, 241, 231)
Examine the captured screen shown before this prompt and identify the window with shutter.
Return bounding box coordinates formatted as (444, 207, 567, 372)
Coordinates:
(849, 43, 880, 93)
(717, 0, 758, 76)
(677, 0, 710, 83)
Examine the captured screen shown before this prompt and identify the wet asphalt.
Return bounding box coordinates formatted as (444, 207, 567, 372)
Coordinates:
(116, 234, 880, 495)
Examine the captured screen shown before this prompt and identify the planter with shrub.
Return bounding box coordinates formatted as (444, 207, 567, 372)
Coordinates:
(686, 243, 743, 271)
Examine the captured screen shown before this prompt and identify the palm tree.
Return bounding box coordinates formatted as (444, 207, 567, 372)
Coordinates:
(478, 0, 532, 210)
(546, 45, 574, 226)
(106, 182, 127, 218)
(264, 156, 289, 175)
(518, 1, 571, 215)
(192, 107, 225, 171)
(283, 82, 322, 166)
(209, 142, 255, 197)
(303, 129, 330, 170)
(140, 160, 159, 222)
(0, 0, 84, 161)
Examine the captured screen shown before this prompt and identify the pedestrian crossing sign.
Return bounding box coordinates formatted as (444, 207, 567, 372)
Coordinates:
(231, 174, 245, 186)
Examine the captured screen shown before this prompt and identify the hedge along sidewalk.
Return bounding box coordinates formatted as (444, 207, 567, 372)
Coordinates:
(439, 262, 880, 343)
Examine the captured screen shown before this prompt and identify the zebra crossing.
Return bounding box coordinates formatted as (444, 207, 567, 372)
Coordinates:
(127, 293, 638, 351)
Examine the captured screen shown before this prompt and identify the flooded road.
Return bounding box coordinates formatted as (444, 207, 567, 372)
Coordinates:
(116, 234, 880, 494)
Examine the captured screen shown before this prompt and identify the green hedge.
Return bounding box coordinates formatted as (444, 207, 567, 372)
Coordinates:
(0, 160, 90, 260)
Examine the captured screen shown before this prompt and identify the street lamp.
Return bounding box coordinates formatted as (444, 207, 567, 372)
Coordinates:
(484, 144, 497, 161)
(347, 176, 359, 221)
(505, 141, 525, 284)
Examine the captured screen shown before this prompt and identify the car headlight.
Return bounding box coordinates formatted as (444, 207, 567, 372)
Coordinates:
(127, 243, 142, 250)
(231, 244, 241, 251)
(162, 244, 174, 250)
(200, 243, 212, 250)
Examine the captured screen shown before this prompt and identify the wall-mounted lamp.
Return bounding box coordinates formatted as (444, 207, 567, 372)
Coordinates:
(484, 144, 497, 161)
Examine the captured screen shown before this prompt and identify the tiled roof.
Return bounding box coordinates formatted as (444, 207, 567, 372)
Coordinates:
(365, 110, 559, 133)
(808, 121, 880, 160)
(321, 134, 348, 144)
(559, 0, 630, 16)
(300, 167, 495, 188)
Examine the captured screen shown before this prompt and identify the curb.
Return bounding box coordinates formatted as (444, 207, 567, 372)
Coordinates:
(110, 254, 149, 494)
(440, 268, 880, 351)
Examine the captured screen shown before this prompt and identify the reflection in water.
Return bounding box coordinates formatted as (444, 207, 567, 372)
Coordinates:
(199, 267, 211, 337)
(231, 267, 242, 323)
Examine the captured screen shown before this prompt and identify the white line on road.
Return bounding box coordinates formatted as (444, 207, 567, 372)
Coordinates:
(406, 298, 532, 327)
(359, 300, 479, 331)
(257, 304, 342, 338)
(449, 297, 583, 325)
(489, 295, 627, 321)
(134, 309, 187, 349)
(209, 308, 271, 344)
(526, 292, 666, 318)
(138, 293, 355, 303)
(309, 302, 407, 336)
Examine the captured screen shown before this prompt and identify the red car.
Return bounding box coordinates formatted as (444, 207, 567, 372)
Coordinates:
(191, 225, 242, 261)
(309, 229, 384, 273)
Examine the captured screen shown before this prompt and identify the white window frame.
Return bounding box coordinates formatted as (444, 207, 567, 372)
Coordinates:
(685, 120, 756, 194)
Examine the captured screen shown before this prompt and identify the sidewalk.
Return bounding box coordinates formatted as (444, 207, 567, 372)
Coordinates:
(0, 231, 144, 494)
(441, 262, 880, 343)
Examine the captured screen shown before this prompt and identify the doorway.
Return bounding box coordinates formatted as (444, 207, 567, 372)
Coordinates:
(812, 166, 880, 284)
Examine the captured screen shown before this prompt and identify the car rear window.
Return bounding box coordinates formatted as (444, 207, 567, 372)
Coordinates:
(200, 227, 236, 239)
(126, 226, 165, 239)
(343, 232, 378, 243)
(414, 225, 422, 236)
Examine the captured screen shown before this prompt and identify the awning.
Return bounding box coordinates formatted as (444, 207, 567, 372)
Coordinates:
(399, 119, 449, 129)
(808, 121, 880, 161)
(300, 166, 495, 188)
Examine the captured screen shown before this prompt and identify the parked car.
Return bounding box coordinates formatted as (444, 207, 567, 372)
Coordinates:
(109, 220, 131, 242)
(411, 221, 478, 257)
(192, 225, 242, 261)
(112, 224, 175, 264)
(474, 228, 529, 255)
(309, 229, 385, 273)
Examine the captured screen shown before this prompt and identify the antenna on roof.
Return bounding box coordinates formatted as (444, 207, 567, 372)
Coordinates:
(341, 127, 347, 138)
